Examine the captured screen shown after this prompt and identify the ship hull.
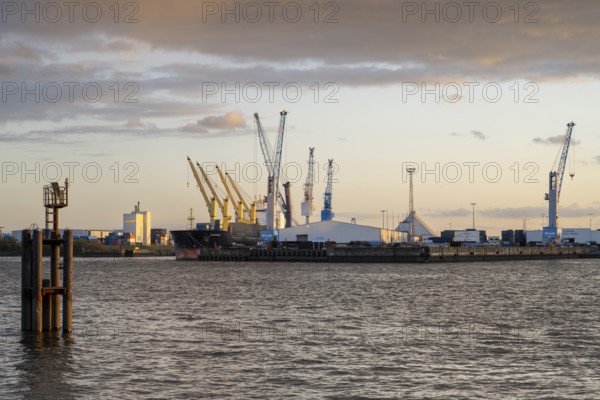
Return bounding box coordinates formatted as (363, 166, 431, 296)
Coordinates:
(170, 230, 233, 260)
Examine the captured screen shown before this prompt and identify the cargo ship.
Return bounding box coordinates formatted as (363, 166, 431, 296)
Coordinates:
(171, 220, 266, 260)
(170, 228, 232, 260)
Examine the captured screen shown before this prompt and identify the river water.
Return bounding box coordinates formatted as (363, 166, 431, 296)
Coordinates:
(1, 257, 599, 399)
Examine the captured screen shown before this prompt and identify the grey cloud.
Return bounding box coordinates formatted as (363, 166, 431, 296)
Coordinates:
(481, 207, 546, 219)
(4, 1, 600, 82)
(0, 120, 255, 144)
(422, 208, 470, 218)
(180, 123, 209, 134)
(533, 136, 581, 145)
(449, 131, 486, 140)
(470, 130, 487, 140)
(125, 118, 157, 129)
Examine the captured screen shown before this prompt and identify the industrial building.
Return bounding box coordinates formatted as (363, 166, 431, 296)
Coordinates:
(278, 220, 406, 245)
(435, 229, 487, 244)
(123, 202, 152, 245)
(560, 228, 600, 244)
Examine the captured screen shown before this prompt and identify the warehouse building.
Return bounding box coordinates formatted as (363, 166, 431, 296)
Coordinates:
(278, 220, 406, 245)
(561, 228, 600, 244)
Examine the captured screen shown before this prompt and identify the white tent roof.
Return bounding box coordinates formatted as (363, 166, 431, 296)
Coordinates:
(396, 212, 437, 238)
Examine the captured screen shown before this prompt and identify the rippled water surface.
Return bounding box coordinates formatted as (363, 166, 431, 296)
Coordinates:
(1, 257, 599, 399)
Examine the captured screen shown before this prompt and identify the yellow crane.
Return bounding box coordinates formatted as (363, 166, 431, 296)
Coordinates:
(196, 162, 231, 231)
(215, 164, 247, 223)
(225, 171, 257, 225)
(186, 156, 217, 227)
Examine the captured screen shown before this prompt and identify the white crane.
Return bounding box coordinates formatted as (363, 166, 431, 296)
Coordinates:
(254, 110, 288, 231)
(321, 159, 334, 221)
(301, 147, 316, 224)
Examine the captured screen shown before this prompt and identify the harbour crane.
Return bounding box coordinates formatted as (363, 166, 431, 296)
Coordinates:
(186, 157, 217, 227)
(301, 147, 316, 224)
(225, 172, 257, 224)
(321, 159, 334, 221)
(196, 162, 231, 231)
(215, 164, 246, 223)
(544, 121, 576, 241)
(254, 110, 289, 231)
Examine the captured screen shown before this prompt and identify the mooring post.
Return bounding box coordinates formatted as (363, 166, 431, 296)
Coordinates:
(51, 239, 61, 331)
(42, 279, 52, 332)
(63, 229, 73, 333)
(21, 230, 32, 331)
(32, 230, 43, 333)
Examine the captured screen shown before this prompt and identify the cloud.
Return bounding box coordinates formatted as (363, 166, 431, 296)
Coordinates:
(449, 131, 486, 140)
(481, 207, 546, 219)
(15, 44, 40, 61)
(422, 208, 470, 218)
(197, 112, 246, 129)
(125, 118, 148, 128)
(533, 136, 581, 145)
(424, 205, 600, 220)
(470, 130, 487, 140)
(180, 123, 209, 134)
(595, 156, 600, 164)
(179, 112, 246, 134)
(5, 0, 600, 84)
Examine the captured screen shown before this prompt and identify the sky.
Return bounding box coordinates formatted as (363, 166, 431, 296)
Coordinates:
(1, 0, 600, 235)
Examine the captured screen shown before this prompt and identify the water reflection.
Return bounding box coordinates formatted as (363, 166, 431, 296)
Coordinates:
(18, 332, 75, 400)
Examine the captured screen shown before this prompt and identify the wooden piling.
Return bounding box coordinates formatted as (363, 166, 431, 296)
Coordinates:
(63, 230, 73, 333)
(21, 230, 32, 331)
(42, 279, 52, 332)
(32, 230, 43, 333)
(51, 241, 61, 331)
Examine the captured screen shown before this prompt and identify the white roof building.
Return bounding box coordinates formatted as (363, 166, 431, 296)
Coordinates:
(396, 212, 437, 239)
(278, 220, 406, 245)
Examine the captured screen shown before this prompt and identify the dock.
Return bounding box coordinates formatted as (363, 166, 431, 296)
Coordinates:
(186, 245, 600, 263)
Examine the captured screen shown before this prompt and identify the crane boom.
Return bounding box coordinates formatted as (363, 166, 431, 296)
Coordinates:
(187, 157, 211, 209)
(225, 172, 257, 224)
(196, 162, 223, 210)
(215, 164, 245, 223)
(556, 122, 576, 201)
(254, 113, 274, 175)
(187, 156, 217, 227)
(196, 162, 230, 230)
(225, 173, 250, 212)
(321, 159, 334, 221)
(273, 110, 288, 194)
(304, 148, 315, 202)
(301, 147, 316, 223)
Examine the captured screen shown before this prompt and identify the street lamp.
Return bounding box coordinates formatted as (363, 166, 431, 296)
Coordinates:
(386, 209, 389, 231)
(589, 213, 593, 229)
(381, 210, 385, 230)
(470, 203, 476, 230)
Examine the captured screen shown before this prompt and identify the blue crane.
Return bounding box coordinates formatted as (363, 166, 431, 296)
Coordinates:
(544, 122, 576, 240)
